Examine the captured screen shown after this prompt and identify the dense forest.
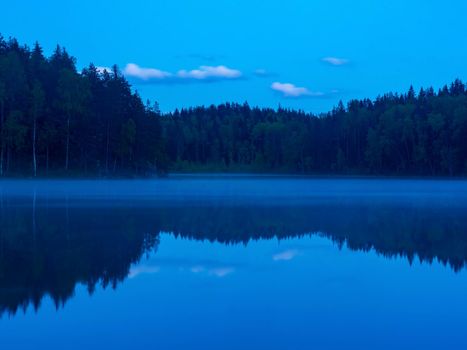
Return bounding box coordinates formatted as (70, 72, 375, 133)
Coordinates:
(1, 35, 467, 177)
(0, 35, 166, 177)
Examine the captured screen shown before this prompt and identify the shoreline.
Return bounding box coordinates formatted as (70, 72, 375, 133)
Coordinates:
(1, 173, 467, 181)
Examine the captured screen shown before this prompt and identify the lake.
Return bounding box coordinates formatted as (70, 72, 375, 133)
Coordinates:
(1, 177, 467, 349)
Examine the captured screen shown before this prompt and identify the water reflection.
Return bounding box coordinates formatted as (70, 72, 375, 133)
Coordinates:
(1, 194, 467, 316)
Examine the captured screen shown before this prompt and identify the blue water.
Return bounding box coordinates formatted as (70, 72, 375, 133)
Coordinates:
(1, 177, 467, 349)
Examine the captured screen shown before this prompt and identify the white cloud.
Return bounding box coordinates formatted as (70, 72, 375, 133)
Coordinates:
(123, 63, 242, 83)
(271, 82, 324, 98)
(123, 63, 172, 80)
(273, 249, 300, 261)
(254, 68, 268, 76)
(176, 65, 241, 80)
(253, 68, 278, 78)
(322, 57, 349, 66)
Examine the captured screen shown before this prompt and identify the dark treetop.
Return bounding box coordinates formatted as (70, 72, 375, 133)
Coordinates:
(1, 35, 467, 177)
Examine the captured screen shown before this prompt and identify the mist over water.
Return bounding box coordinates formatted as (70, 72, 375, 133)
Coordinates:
(1, 177, 467, 349)
(2, 177, 467, 204)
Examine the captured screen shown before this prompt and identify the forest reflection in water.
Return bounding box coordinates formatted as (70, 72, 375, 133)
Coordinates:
(1, 186, 467, 317)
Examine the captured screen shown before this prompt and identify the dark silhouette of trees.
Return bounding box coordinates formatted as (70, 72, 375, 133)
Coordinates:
(161, 80, 467, 175)
(1, 35, 467, 177)
(0, 36, 167, 177)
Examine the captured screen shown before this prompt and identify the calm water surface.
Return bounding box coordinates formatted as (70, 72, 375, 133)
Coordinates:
(1, 177, 467, 349)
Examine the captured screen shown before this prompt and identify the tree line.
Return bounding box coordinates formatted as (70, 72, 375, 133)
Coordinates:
(0, 35, 166, 177)
(1, 35, 467, 177)
(164, 83, 467, 175)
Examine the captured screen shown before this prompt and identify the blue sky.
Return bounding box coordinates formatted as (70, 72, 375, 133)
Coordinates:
(2, 0, 467, 112)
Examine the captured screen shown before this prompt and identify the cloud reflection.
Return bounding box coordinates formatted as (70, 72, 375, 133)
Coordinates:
(189, 265, 235, 277)
(273, 249, 300, 261)
(128, 265, 161, 278)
